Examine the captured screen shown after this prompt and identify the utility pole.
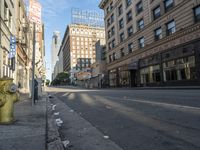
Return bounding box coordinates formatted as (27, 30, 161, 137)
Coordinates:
(0, 17, 2, 78)
(31, 23, 36, 106)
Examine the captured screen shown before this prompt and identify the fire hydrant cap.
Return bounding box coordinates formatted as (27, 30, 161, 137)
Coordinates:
(8, 83, 18, 93)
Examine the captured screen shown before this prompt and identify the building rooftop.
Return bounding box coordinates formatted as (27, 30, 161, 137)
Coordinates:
(68, 24, 105, 30)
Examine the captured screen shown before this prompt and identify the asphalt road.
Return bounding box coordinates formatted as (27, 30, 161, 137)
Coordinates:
(48, 86, 200, 150)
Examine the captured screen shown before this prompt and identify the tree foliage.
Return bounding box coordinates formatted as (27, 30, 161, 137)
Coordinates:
(46, 79, 50, 86)
(51, 72, 70, 85)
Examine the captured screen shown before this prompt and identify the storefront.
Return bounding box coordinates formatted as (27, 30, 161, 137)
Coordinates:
(118, 67, 130, 87)
(109, 69, 117, 87)
(108, 40, 200, 87)
(138, 40, 200, 86)
(108, 66, 130, 87)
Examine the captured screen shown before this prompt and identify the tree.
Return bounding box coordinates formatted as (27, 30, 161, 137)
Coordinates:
(51, 72, 70, 85)
(46, 79, 50, 86)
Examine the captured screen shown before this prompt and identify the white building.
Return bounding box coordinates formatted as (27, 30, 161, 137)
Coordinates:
(52, 45, 64, 80)
(51, 31, 61, 79)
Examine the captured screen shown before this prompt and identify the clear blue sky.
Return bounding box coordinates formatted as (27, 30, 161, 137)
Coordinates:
(39, 0, 103, 80)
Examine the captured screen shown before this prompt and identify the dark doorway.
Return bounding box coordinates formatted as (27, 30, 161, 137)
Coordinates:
(130, 70, 137, 87)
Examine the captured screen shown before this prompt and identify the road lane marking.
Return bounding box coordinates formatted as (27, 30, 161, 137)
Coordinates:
(62, 93, 69, 97)
(104, 96, 200, 111)
(101, 96, 200, 114)
(93, 95, 200, 148)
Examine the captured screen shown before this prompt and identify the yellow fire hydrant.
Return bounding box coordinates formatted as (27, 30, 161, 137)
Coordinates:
(0, 77, 19, 124)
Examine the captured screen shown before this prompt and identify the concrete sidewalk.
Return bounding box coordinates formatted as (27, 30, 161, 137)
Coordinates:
(0, 94, 47, 150)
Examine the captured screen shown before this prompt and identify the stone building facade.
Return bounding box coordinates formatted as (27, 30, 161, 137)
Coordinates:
(62, 24, 105, 72)
(0, 0, 16, 79)
(0, 0, 45, 93)
(99, 0, 200, 87)
(15, 0, 33, 93)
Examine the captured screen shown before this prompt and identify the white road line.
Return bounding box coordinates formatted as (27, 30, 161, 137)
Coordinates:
(62, 93, 69, 97)
(103, 96, 200, 111)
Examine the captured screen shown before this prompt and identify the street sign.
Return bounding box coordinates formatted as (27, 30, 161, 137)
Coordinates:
(9, 36, 16, 58)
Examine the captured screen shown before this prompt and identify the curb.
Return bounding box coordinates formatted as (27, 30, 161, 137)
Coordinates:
(53, 86, 200, 90)
(46, 98, 64, 150)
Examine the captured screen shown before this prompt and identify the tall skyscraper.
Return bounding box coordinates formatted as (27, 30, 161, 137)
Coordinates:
(51, 31, 61, 78)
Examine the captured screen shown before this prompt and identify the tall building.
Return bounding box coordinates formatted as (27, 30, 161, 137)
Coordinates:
(62, 24, 105, 72)
(89, 40, 107, 88)
(51, 31, 61, 79)
(0, 0, 17, 79)
(15, 0, 33, 93)
(0, 0, 45, 94)
(57, 47, 63, 73)
(95, 39, 106, 62)
(99, 0, 200, 87)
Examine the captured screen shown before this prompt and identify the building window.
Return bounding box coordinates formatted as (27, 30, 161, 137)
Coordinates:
(118, 4, 123, 16)
(119, 18, 124, 29)
(194, 5, 200, 23)
(112, 39, 116, 48)
(8, 11, 12, 29)
(120, 32, 125, 42)
(111, 26, 115, 35)
(126, 10, 132, 23)
(163, 56, 196, 81)
(113, 52, 116, 61)
(136, 1, 143, 14)
(128, 42, 133, 53)
(154, 27, 162, 40)
(126, 0, 132, 7)
(153, 6, 161, 20)
(107, 18, 111, 27)
(108, 30, 111, 39)
(166, 20, 176, 35)
(108, 42, 112, 50)
(137, 19, 144, 30)
(139, 37, 145, 48)
(121, 48, 125, 57)
(110, 1, 113, 10)
(111, 14, 114, 23)
(164, 0, 174, 12)
(109, 55, 112, 62)
(4, 2, 8, 19)
(106, 7, 110, 14)
(55, 37, 57, 45)
(127, 26, 133, 37)
(140, 65, 161, 84)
